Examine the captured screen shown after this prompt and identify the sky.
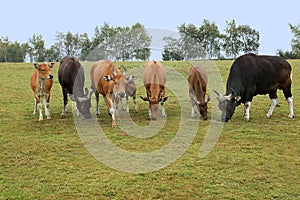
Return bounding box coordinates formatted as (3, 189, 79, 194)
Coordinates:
(1, 0, 299, 59)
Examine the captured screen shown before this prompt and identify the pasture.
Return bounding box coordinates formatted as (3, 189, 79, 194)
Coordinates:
(0, 60, 299, 199)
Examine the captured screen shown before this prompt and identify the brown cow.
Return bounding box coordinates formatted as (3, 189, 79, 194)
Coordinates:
(90, 60, 124, 127)
(30, 62, 55, 121)
(188, 65, 210, 120)
(140, 61, 168, 120)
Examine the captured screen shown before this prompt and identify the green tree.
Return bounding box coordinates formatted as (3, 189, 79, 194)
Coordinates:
(28, 34, 46, 62)
(223, 20, 240, 58)
(289, 23, 300, 56)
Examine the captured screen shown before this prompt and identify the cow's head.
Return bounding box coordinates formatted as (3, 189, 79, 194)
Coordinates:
(140, 90, 168, 120)
(103, 65, 124, 97)
(214, 89, 241, 122)
(34, 62, 55, 80)
(70, 87, 94, 119)
(193, 96, 210, 120)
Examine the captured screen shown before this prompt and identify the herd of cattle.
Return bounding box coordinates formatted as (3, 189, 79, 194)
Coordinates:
(30, 53, 294, 126)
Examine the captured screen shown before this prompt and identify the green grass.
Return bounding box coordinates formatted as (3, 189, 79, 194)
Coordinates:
(0, 60, 299, 199)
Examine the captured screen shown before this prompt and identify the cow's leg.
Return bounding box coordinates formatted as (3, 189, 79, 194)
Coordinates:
(105, 95, 116, 127)
(133, 93, 138, 113)
(61, 89, 68, 116)
(95, 91, 100, 115)
(287, 97, 294, 118)
(37, 98, 43, 121)
(266, 91, 278, 118)
(244, 101, 251, 121)
(161, 102, 167, 118)
(283, 87, 294, 118)
(191, 102, 196, 118)
(33, 98, 37, 115)
(44, 98, 51, 120)
(266, 99, 278, 118)
(125, 95, 130, 113)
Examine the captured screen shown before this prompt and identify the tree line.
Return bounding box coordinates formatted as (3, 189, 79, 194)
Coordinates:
(162, 19, 260, 60)
(0, 21, 299, 62)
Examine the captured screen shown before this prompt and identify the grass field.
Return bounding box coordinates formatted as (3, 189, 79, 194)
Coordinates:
(0, 59, 299, 199)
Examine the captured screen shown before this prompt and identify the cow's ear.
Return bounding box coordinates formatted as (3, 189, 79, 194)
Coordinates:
(140, 96, 149, 102)
(34, 63, 40, 69)
(49, 62, 55, 68)
(103, 75, 112, 81)
(161, 96, 168, 102)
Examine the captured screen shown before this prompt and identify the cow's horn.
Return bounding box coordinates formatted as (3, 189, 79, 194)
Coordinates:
(205, 95, 211, 103)
(87, 90, 95, 99)
(112, 65, 117, 76)
(156, 92, 162, 103)
(213, 90, 221, 97)
(122, 65, 127, 75)
(77, 96, 88, 102)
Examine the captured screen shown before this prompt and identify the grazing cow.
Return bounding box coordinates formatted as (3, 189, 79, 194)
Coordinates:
(140, 61, 168, 120)
(58, 56, 94, 119)
(188, 65, 210, 120)
(30, 62, 55, 121)
(214, 53, 294, 122)
(90, 60, 124, 127)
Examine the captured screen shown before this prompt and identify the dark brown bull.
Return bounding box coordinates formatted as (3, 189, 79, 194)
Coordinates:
(140, 61, 168, 120)
(188, 65, 210, 120)
(58, 56, 93, 119)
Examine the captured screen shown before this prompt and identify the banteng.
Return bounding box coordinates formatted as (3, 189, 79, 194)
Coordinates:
(188, 65, 210, 120)
(214, 53, 294, 122)
(140, 61, 168, 120)
(58, 56, 93, 119)
(30, 62, 55, 121)
(90, 60, 124, 127)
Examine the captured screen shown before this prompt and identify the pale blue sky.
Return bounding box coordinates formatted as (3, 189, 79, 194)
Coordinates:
(1, 0, 299, 59)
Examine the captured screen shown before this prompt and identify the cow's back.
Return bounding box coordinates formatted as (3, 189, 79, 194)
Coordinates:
(143, 61, 166, 86)
(188, 65, 207, 99)
(58, 56, 84, 96)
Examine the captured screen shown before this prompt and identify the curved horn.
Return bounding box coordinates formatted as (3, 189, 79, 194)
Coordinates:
(112, 65, 117, 76)
(213, 90, 222, 97)
(87, 90, 95, 99)
(205, 95, 210, 103)
(122, 65, 127, 75)
(76, 96, 88, 103)
(156, 92, 162, 103)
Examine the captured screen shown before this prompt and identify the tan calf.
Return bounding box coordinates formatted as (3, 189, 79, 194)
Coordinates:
(30, 62, 55, 121)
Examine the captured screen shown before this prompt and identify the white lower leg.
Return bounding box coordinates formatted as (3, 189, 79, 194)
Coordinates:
(161, 105, 166, 117)
(191, 105, 196, 118)
(287, 97, 294, 118)
(62, 103, 68, 116)
(134, 99, 138, 112)
(33, 98, 37, 115)
(266, 98, 278, 118)
(244, 101, 251, 121)
(126, 97, 129, 113)
(44, 99, 51, 119)
(38, 102, 43, 121)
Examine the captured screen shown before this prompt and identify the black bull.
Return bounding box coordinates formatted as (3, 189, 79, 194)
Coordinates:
(214, 53, 294, 122)
(58, 56, 94, 119)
